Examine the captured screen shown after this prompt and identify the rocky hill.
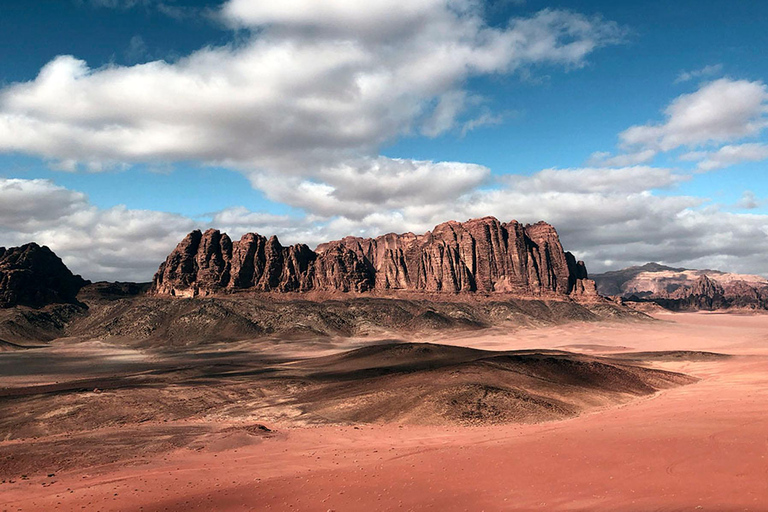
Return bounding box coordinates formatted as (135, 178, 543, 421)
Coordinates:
(592, 263, 768, 311)
(152, 216, 597, 299)
(0, 243, 88, 309)
(0, 231, 649, 347)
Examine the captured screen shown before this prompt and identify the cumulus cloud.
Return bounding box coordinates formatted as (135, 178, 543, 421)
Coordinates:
(503, 166, 686, 194)
(0, 179, 89, 229)
(124, 35, 149, 63)
(619, 78, 768, 152)
(421, 91, 471, 138)
(681, 142, 768, 171)
(0, 2, 624, 180)
(0, 0, 634, 271)
(0, 178, 195, 281)
(590, 77, 768, 170)
(1, 169, 766, 280)
(248, 157, 491, 219)
(83, 0, 150, 7)
(220, 0, 462, 38)
(460, 110, 507, 137)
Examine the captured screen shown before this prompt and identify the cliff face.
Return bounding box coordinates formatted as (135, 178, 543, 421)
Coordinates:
(152, 217, 596, 298)
(592, 263, 768, 311)
(0, 243, 88, 308)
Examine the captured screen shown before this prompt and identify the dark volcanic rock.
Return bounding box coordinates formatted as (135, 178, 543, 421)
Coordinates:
(152, 217, 596, 298)
(0, 243, 88, 308)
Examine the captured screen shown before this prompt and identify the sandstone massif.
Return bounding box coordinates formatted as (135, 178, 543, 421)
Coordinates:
(152, 217, 597, 299)
(0, 220, 647, 348)
(592, 262, 768, 311)
(0, 243, 87, 309)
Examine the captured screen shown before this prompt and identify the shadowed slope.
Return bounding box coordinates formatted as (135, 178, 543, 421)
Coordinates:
(294, 343, 696, 425)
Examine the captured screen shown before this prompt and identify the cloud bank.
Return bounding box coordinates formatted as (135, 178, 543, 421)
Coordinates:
(2, 168, 766, 281)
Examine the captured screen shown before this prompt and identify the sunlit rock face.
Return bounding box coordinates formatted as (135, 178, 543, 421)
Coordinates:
(592, 263, 768, 310)
(152, 216, 595, 298)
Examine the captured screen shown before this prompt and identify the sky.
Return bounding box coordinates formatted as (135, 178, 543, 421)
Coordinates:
(0, 0, 767, 281)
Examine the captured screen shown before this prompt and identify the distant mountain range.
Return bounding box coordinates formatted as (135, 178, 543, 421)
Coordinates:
(592, 263, 768, 311)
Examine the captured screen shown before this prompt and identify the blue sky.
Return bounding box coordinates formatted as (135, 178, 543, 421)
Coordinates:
(0, 0, 766, 280)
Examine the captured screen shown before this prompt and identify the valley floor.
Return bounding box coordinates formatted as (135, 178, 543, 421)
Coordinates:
(1, 312, 768, 511)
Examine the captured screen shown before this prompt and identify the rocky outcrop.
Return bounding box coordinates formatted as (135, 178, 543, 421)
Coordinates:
(152, 217, 596, 298)
(0, 243, 88, 308)
(593, 263, 768, 311)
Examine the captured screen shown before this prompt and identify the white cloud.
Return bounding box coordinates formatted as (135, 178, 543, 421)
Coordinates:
(460, 110, 506, 136)
(248, 157, 490, 220)
(224, 165, 768, 276)
(84, 0, 149, 7)
(221, 0, 461, 38)
(0, 178, 194, 281)
(0, 3, 624, 180)
(619, 78, 768, 152)
(421, 91, 471, 138)
(0, 1, 631, 276)
(0, 179, 89, 229)
(681, 142, 768, 171)
(503, 166, 686, 194)
(592, 77, 768, 169)
(1, 169, 766, 281)
(674, 63, 723, 84)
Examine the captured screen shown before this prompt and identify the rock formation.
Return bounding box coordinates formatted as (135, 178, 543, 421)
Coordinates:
(0, 243, 88, 308)
(152, 217, 596, 298)
(592, 263, 768, 311)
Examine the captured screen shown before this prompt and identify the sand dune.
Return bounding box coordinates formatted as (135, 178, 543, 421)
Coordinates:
(1, 312, 767, 510)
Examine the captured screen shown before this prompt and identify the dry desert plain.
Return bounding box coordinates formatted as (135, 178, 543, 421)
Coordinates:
(1, 311, 768, 511)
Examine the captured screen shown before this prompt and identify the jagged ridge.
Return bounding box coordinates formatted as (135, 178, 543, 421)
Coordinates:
(151, 217, 596, 298)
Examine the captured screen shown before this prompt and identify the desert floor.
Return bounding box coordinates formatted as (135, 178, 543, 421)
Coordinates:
(2, 311, 768, 511)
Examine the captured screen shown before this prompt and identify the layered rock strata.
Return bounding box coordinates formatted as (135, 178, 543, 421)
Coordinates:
(152, 217, 596, 298)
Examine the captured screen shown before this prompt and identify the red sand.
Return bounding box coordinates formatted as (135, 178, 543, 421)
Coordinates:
(2, 312, 768, 511)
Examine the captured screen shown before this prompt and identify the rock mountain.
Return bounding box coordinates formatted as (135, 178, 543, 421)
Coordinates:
(592, 263, 768, 310)
(0, 243, 88, 308)
(152, 217, 596, 298)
